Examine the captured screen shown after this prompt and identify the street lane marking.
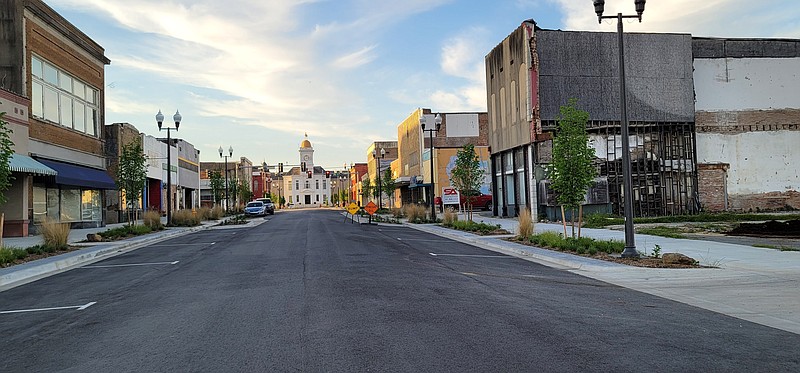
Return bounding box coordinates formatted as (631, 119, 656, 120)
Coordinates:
(149, 242, 215, 247)
(0, 301, 97, 314)
(429, 253, 513, 258)
(397, 238, 452, 243)
(82, 261, 179, 269)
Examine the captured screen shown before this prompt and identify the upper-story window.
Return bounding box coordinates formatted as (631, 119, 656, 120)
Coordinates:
(322, 180, 327, 190)
(295, 180, 299, 190)
(315, 180, 319, 189)
(30, 55, 99, 137)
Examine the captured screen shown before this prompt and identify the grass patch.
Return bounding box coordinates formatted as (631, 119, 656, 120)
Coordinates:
(443, 220, 506, 235)
(518, 231, 624, 254)
(637, 227, 686, 239)
(98, 224, 155, 240)
(583, 212, 800, 228)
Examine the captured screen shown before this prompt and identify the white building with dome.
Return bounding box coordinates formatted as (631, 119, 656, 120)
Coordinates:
(283, 134, 331, 207)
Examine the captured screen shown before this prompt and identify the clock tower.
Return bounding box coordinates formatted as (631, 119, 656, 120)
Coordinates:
(299, 133, 314, 169)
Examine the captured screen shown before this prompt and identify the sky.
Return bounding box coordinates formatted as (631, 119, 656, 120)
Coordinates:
(47, 0, 799, 171)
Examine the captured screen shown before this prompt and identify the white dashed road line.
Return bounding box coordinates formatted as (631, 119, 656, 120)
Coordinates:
(0, 301, 97, 315)
(82, 261, 179, 269)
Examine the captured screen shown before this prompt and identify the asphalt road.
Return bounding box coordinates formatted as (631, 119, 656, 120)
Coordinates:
(1, 209, 798, 372)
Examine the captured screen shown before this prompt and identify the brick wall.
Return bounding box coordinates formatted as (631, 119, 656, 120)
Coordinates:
(698, 163, 728, 212)
(26, 11, 105, 157)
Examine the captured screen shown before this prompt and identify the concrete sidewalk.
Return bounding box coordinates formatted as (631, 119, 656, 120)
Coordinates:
(403, 214, 800, 335)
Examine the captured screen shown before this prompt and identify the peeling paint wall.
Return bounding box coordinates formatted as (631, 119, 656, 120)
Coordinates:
(694, 49, 800, 211)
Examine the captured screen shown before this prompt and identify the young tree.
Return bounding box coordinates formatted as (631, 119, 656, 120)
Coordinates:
(549, 98, 596, 238)
(382, 167, 396, 208)
(116, 138, 147, 225)
(0, 113, 14, 206)
(237, 179, 252, 203)
(372, 175, 381, 201)
(209, 171, 224, 206)
(361, 178, 372, 205)
(450, 144, 484, 221)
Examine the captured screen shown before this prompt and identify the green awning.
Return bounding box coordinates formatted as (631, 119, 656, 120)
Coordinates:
(8, 154, 57, 176)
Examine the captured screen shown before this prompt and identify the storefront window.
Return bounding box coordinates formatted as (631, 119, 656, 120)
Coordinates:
(33, 186, 47, 223)
(82, 190, 102, 221)
(61, 189, 81, 222)
(46, 189, 59, 221)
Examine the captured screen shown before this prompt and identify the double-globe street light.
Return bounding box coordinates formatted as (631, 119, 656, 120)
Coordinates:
(372, 147, 385, 210)
(156, 109, 181, 225)
(593, 0, 646, 258)
(218, 146, 233, 213)
(420, 113, 441, 220)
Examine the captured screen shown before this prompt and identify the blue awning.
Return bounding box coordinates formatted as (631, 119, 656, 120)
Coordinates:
(36, 158, 117, 190)
(8, 154, 57, 176)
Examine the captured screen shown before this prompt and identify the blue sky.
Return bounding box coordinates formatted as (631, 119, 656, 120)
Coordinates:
(47, 0, 799, 170)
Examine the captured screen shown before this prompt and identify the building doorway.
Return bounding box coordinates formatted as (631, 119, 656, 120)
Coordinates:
(304, 195, 311, 205)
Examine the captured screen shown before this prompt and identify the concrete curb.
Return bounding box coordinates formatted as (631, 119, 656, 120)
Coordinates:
(402, 222, 627, 272)
(0, 223, 215, 292)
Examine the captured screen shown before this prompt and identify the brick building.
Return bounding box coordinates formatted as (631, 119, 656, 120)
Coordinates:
(1, 0, 113, 232)
(393, 109, 489, 209)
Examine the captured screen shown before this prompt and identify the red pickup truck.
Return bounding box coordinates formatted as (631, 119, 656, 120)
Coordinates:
(435, 192, 493, 211)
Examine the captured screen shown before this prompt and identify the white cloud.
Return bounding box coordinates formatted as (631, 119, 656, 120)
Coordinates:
(430, 28, 490, 112)
(332, 45, 378, 69)
(554, 0, 800, 38)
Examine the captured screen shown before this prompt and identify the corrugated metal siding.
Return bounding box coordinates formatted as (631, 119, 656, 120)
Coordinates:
(536, 30, 695, 122)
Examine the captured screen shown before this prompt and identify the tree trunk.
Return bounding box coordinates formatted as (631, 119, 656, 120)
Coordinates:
(0, 213, 4, 248)
(560, 205, 568, 237)
(578, 205, 583, 239)
(570, 207, 575, 238)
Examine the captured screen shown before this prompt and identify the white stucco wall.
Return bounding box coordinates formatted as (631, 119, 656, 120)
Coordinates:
(694, 58, 800, 111)
(697, 131, 800, 195)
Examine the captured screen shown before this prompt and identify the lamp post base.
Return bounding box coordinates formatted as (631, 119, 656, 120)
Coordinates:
(620, 247, 639, 258)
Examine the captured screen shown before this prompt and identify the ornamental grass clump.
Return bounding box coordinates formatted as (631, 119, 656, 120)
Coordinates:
(442, 208, 458, 226)
(403, 204, 428, 223)
(517, 208, 534, 238)
(41, 218, 70, 249)
(171, 209, 201, 227)
(143, 210, 163, 229)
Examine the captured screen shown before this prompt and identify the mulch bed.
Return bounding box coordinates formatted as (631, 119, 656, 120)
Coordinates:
(0, 246, 81, 269)
(507, 238, 705, 269)
(728, 219, 800, 238)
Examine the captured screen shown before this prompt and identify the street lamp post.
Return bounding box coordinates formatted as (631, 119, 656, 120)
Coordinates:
(420, 113, 442, 220)
(218, 146, 233, 213)
(593, 0, 645, 258)
(372, 148, 385, 210)
(156, 109, 181, 225)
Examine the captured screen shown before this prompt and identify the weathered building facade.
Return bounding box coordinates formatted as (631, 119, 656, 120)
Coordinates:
(693, 37, 800, 211)
(486, 22, 698, 218)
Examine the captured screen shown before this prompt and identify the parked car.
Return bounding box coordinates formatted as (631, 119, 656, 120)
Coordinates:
(255, 198, 276, 215)
(435, 191, 493, 211)
(244, 201, 268, 217)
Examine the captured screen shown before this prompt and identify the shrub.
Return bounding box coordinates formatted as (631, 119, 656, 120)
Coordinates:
(171, 209, 201, 227)
(40, 219, 70, 249)
(391, 208, 404, 218)
(210, 206, 225, 220)
(442, 208, 458, 226)
(403, 204, 429, 223)
(448, 220, 502, 235)
(517, 208, 534, 238)
(526, 231, 624, 255)
(0, 248, 17, 266)
(98, 225, 152, 240)
(143, 210, 163, 229)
